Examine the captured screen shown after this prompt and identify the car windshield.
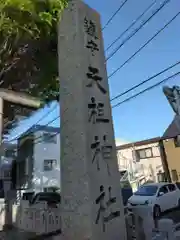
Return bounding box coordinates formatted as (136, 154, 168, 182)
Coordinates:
(134, 185, 158, 196)
(31, 193, 61, 204)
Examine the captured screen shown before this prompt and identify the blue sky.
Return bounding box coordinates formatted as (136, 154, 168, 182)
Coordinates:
(9, 0, 180, 143)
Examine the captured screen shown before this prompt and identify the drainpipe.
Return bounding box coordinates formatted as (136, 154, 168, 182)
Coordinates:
(159, 139, 171, 182)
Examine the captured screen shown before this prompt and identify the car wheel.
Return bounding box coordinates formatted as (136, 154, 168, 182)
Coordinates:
(153, 205, 161, 219)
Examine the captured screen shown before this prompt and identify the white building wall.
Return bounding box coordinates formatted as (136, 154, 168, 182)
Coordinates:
(31, 131, 60, 193)
(117, 142, 164, 183)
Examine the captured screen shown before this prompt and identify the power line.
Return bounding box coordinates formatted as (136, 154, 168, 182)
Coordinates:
(111, 60, 180, 102)
(109, 11, 180, 80)
(112, 72, 180, 109)
(106, 0, 171, 62)
(10, 107, 68, 147)
(6, 104, 58, 143)
(0, 114, 61, 154)
(34, 121, 63, 145)
(1, 104, 60, 154)
(34, 130, 59, 145)
(31, 115, 60, 144)
(106, 0, 157, 51)
(102, 0, 129, 30)
(1, 115, 64, 165)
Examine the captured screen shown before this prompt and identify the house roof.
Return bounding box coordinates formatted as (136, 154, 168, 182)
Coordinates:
(19, 124, 60, 139)
(163, 116, 180, 139)
(115, 139, 129, 146)
(116, 137, 161, 150)
(1, 142, 17, 149)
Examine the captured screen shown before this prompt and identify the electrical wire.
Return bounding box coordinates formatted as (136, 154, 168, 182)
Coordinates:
(111, 60, 180, 102)
(112, 72, 180, 109)
(106, 0, 171, 62)
(102, 0, 129, 31)
(34, 123, 62, 145)
(0, 114, 61, 155)
(10, 107, 68, 147)
(106, 0, 157, 51)
(108, 11, 180, 80)
(30, 115, 60, 144)
(5, 104, 58, 143)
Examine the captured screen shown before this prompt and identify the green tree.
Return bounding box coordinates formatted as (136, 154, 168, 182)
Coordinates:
(0, 0, 67, 101)
(0, 0, 68, 132)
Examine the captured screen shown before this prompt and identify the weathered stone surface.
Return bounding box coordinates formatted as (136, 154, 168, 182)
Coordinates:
(58, 1, 126, 239)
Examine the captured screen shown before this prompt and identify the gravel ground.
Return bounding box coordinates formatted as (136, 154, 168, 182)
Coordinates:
(0, 208, 179, 239)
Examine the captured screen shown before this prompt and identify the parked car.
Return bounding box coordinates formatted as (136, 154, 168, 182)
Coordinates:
(30, 192, 61, 208)
(127, 182, 180, 219)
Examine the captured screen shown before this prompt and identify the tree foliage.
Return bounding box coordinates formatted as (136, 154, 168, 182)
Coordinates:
(0, 0, 68, 103)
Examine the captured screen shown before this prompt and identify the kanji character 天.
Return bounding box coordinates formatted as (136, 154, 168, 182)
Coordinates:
(86, 66, 107, 94)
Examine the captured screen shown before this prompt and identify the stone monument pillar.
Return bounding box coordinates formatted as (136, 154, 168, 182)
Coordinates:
(58, 1, 126, 239)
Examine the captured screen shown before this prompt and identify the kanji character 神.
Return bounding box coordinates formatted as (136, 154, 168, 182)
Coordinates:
(91, 135, 112, 175)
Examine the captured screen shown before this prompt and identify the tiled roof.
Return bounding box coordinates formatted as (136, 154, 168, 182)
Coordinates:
(116, 137, 161, 150)
(19, 124, 60, 139)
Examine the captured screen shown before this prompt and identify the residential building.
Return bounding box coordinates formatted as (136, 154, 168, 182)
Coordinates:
(162, 116, 180, 182)
(0, 142, 17, 165)
(116, 137, 166, 190)
(15, 125, 60, 193)
(0, 142, 17, 181)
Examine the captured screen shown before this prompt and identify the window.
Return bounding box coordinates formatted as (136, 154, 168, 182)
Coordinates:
(171, 169, 178, 182)
(31, 192, 61, 205)
(44, 159, 57, 171)
(168, 184, 176, 192)
(22, 192, 34, 201)
(44, 186, 60, 193)
(174, 135, 180, 147)
(176, 182, 180, 190)
(157, 172, 166, 183)
(42, 132, 57, 144)
(158, 186, 168, 196)
(0, 180, 4, 198)
(135, 148, 153, 161)
(134, 185, 158, 196)
(5, 149, 15, 158)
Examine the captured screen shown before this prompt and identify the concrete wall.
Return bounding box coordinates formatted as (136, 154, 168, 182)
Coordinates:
(163, 138, 180, 182)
